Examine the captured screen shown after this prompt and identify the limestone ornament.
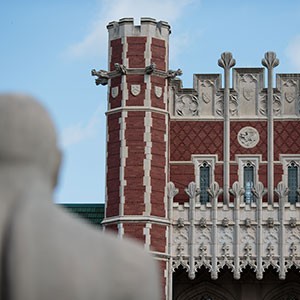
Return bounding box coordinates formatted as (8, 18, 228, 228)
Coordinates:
(111, 86, 119, 98)
(238, 126, 260, 148)
(154, 86, 163, 98)
(175, 94, 199, 116)
(131, 84, 141, 96)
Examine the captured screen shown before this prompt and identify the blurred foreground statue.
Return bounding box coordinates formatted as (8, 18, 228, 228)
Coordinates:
(0, 94, 160, 300)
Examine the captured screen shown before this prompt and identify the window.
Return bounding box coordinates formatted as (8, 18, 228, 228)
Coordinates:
(280, 155, 300, 204)
(200, 162, 211, 204)
(192, 155, 217, 204)
(244, 162, 254, 203)
(236, 155, 260, 204)
(288, 161, 299, 204)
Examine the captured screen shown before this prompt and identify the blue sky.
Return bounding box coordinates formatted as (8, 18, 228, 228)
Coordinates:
(1, 0, 300, 203)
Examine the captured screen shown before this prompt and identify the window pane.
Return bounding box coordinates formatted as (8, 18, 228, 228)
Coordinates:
(288, 163, 298, 204)
(200, 163, 210, 204)
(244, 164, 254, 203)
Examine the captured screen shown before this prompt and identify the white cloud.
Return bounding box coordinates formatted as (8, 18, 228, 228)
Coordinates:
(65, 0, 196, 59)
(286, 35, 300, 70)
(60, 106, 102, 148)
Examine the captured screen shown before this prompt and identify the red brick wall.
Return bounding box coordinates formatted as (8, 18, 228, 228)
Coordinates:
(151, 112, 167, 217)
(151, 38, 166, 71)
(170, 164, 194, 203)
(106, 112, 121, 217)
(158, 260, 167, 300)
(124, 111, 146, 215)
(151, 76, 166, 110)
(170, 121, 223, 161)
(110, 77, 122, 109)
(151, 224, 166, 253)
(110, 38, 122, 71)
(274, 121, 300, 160)
(123, 223, 145, 243)
(127, 36, 146, 68)
(126, 74, 146, 106)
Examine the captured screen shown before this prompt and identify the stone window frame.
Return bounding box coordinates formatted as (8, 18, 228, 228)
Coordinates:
(236, 155, 261, 203)
(280, 155, 300, 203)
(192, 155, 218, 203)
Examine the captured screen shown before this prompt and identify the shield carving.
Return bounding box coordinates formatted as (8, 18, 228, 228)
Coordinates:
(111, 86, 119, 98)
(155, 86, 162, 98)
(243, 88, 254, 101)
(285, 88, 295, 103)
(131, 84, 141, 96)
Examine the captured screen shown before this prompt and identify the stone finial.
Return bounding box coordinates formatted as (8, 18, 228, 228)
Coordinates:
(261, 51, 279, 69)
(252, 182, 267, 200)
(185, 182, 200, 199)
(275, 181, 289, 199)
(218, 52, 236, 70)
(167, 182, 179, 199)
(230, 181, 245, 198)
(207, 181, 223, 199)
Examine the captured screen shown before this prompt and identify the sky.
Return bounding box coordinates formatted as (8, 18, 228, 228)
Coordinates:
(1, 0, 300, 203)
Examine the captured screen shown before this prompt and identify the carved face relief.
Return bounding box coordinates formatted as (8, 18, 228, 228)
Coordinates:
(131, 84, 141, 96)
(283, 79, 297, 103)
(238, 126, 260, 148)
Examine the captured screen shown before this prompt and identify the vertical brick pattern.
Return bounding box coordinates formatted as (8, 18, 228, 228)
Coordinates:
(106, 112, 121, 217)
(124, 111, 146, 215)
(123, 223, 145, 243)
(127, 37, 146, 68)
(150, 224, 166, 253)
(151, 38, 167, 71)
(158, 261, 167, 300)
(110, 38, 122, 71)
(151, 113, 167, 217)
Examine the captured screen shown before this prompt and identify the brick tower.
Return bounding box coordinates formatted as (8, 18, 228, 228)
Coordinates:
(98, 18, 171, 298)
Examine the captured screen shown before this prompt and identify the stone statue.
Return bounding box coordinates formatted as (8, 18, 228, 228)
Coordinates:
(0, 94, 160, 300)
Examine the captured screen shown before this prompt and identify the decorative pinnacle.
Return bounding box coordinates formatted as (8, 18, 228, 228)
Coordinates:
(261, 51, 279, 69)
(218, 52, 236, 70)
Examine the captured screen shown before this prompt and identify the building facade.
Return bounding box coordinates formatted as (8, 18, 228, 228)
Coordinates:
(92, 18, 300, 300)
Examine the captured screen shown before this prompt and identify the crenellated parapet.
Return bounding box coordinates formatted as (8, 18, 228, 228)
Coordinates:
(170, 181, 300, 280)
(170, 54, 300, 118)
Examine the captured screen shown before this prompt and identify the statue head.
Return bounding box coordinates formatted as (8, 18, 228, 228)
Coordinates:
(0, 94, 61, 188)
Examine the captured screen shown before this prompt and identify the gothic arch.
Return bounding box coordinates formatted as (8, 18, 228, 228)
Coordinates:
(263, 282, 300, 300)
(174, 281, 236, 300)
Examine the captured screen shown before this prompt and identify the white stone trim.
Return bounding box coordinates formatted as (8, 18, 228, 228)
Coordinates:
(144, 223, 152, 251)
(119, 111, 128, 216)
(106, 106, 168, 115)
(118, 222, 124, 239)
(102, 215, 170, 225)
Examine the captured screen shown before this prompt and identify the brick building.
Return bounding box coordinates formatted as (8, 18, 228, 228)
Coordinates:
(92, 18, 300, 300)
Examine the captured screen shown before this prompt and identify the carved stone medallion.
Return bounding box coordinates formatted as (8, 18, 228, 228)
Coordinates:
(111, 86, 119, 98)
(238, 126, 260, 148)
(131, 84, 141, 96)
(154, 86, 162, 99)
(175, 94, 199, 116)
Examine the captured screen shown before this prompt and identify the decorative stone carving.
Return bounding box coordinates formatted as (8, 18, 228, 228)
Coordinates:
(111, 86, 119, 98)
(114, 63, 127, 75)
(199, 217, 207, 228)
(222, 218, 229, 227)
(177, 217, 185, 228)
(267, 217, 274, 228)
(145, 62, 156, 75)
(91, 69, 110, 85)
(259, 92, 282, 116)
(200, 79, 215, 104)
(238, 126, 260, 148)
(262, 51, 279, 69)
(167, 68, 183, 79)
(175, 94, 199, 116)
(218, 52, 236, 70)
(245, 218, 252, 227)
(154, 86, 163, 98)
(283, 79, 297, 103)
(131, 84, 141, 96)
(215, 92, 238, 116)
(290, 217, 297, 228)
(240, 74, 257, 101)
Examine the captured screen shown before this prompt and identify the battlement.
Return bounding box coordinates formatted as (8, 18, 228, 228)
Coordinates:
(107, 17, 170, 41)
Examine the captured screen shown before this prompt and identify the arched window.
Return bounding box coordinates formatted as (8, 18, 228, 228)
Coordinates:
(288, 161, 299, 204)
(244, 162, 254, 203)
(200, 162, 210, 204)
